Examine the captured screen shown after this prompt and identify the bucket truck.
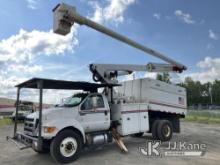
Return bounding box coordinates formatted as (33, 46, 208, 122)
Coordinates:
(7, 3, 187, 164)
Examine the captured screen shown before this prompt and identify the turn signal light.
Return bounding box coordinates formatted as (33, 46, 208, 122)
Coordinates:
(44, 126, 56, 133)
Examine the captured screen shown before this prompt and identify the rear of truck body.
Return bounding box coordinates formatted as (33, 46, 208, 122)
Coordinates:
(112, 78, 186, 136)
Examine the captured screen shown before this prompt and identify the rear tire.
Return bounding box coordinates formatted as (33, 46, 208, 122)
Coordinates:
(157, 120, 173, 141)
(151, 120, 160, 140)
(50, 130, 82, 164)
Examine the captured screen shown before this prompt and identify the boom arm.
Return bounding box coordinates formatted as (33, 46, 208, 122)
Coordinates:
(90, 63, 180, 84)
(53, 3, 187, 73)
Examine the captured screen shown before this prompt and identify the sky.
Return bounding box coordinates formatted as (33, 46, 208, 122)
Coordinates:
(0, 0, 220, 104)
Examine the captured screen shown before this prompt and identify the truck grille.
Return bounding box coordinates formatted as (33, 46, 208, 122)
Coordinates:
(24, 118, 36, 136)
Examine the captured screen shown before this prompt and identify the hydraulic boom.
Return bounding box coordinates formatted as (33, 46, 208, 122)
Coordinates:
(90, 63, 181, 83)
(53, 3, 187, 76)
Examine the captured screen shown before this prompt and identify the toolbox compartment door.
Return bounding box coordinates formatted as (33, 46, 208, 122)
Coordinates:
(139, 104, 149, 132)
(120, 104, 140, 135)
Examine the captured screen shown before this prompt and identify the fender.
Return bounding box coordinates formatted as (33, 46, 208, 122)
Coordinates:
(42, 118, 86, 143)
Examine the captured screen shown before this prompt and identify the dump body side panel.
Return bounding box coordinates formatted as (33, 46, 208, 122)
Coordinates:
(117, 78, 187, 115)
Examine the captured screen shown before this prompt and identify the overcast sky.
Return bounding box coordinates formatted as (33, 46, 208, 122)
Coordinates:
(0, 0, 219, 103)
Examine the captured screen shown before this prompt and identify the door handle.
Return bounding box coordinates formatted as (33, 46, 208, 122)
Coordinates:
(104, 110, 108, 116)
(79, 112, 86, 116)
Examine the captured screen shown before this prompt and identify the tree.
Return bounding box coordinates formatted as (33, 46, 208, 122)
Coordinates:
(156, 73, 171, 83)
(156, 74, 163, 81)
(212, 80, 220, 105)
(179, 77, 220, 106)
(162, 75, 220, 106)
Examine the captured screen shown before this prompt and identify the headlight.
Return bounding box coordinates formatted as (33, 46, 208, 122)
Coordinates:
(43, 126, 56, 133)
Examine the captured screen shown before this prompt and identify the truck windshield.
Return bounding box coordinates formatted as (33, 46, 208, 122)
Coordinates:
(63, 93, 87, 107)
(18, 105, 33, 111)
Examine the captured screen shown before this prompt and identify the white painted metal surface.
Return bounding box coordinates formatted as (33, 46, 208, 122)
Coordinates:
(111, 103, 149, 136)
(25, 94, 110, 140)
(117, 78, 187, 115)
(78, 94, 110, 132)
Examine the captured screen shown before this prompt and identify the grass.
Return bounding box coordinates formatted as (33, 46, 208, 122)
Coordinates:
(0, 118, 13, 126)
(184, 110, 220, 124)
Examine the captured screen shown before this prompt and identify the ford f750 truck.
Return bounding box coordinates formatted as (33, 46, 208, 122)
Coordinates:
(7, 3, 187, 164)
(8, 77, 186, 164)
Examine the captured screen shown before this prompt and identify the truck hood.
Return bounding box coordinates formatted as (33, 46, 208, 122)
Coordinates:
(27, 107, 78, 120)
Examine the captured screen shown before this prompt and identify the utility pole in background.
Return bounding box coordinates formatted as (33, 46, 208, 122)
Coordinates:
(209, 86, 213, 109)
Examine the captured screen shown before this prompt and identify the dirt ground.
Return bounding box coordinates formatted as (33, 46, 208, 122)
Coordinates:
(0, 122, 220, 165)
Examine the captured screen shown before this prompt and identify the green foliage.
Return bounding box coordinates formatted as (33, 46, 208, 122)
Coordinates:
(156, 73, 171, 83)
(212, 80, 220, 105)
(177, 77, 220, 106)
(0, 118, 13, 126)
(156, 74, 219, 106)
(184, 110, 220, 124)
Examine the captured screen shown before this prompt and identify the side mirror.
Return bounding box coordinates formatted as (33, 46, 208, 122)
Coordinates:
(53, 3, 76, 35)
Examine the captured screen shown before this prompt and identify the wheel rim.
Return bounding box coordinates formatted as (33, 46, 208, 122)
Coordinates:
(60, 137, 78, 157)
(163, 125, 171, 137)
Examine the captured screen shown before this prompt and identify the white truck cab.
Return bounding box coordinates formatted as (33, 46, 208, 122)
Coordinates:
(24, 92, 111, 142)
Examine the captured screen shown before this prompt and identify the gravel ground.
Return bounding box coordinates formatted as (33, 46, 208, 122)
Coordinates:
(0, 122, 220, 165)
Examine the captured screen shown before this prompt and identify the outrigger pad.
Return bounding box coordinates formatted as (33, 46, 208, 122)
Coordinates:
(112, 128, 128, 153)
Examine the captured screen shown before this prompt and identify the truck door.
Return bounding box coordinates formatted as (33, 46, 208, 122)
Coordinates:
(79, 94, 110, 132)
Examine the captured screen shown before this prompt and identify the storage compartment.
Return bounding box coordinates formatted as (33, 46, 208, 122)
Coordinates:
(111, 103, 149, 136)
(117, 78, 187, 115)
(139, 104, 149, 132)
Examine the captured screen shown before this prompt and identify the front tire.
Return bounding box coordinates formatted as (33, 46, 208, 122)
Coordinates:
(50, 130, 82, 164)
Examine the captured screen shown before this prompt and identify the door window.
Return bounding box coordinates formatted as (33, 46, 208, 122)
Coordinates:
(81, 95, 104, 110)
